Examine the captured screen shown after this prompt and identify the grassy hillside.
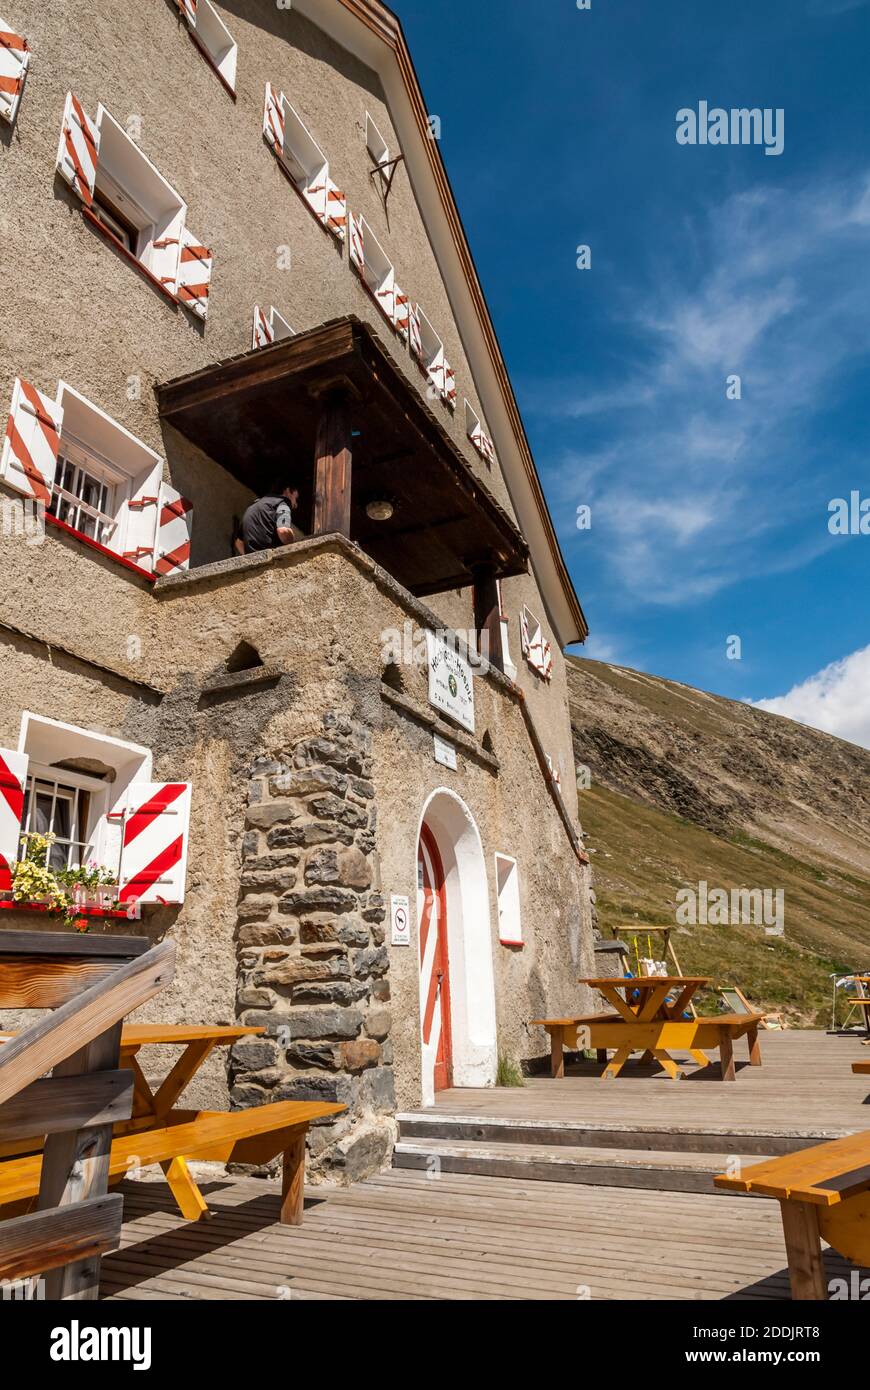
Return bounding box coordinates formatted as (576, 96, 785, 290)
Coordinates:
(568, 658, 870, 1026)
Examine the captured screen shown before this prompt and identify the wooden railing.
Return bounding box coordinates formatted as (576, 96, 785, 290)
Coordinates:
(0, 930, 175, 1299)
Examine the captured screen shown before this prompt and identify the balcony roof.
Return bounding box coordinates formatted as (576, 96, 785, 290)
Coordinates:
(156, 317, 529, 597)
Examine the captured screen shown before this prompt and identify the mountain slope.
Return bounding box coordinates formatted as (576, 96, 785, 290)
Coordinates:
(568, 657, 870, 1025)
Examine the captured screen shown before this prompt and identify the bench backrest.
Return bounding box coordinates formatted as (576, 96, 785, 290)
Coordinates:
(0, 930, 174, 1299)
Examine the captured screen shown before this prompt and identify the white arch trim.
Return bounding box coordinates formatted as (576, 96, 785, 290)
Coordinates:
(415, 788, 497, 1104)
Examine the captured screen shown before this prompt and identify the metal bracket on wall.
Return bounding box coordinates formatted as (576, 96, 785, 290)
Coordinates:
(370, 153, 405, 204)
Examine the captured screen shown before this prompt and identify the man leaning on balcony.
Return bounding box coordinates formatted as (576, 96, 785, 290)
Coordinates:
(235, 483, 302, 555)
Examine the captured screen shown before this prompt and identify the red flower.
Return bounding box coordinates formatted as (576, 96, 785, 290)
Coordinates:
(72, 917, 89, 933)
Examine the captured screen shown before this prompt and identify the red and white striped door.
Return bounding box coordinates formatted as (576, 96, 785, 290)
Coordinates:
(417, 823, 453, 1092)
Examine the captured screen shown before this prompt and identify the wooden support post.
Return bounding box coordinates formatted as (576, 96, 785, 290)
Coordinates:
(471, 562, 506, 672)
(779, 1200, 828, 1300)
(280, 1130, 307, 1226)
(550, 1028, 565, 1079)
(37, 1022, 121, 1301)
(596, 1048, 608, 1065)
(313, 389, 352, 537)
(748, 1023, 762, 1066)
(719, 1027, 736, 1081)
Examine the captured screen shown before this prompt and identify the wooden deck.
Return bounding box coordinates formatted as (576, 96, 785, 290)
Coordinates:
(101, 1168, 864, 1301)
(430, 1029, 870, 1141)
(98, 1030, 870, 1300)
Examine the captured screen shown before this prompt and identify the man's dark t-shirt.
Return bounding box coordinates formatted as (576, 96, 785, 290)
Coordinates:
(241, 495, 293, 553)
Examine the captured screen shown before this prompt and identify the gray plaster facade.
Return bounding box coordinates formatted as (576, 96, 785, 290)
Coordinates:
(0, 0, 593, 1180)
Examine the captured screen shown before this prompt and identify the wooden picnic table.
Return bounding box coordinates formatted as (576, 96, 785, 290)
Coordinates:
(118, 1024, 263, 1124)
(581, 975, 709, 1024)
(533, 975, 762, 1080)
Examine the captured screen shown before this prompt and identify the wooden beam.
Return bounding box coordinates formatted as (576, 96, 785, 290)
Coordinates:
(0, 1193, 123, 1286)
(780, 1200, 828, 1300)
(0, 1071, 133, 1143)
(313, 389, 353, 537)
(471, 562, 506, 673)
(0, 941, 175, 1108)
(38, 1022, 122, 1300)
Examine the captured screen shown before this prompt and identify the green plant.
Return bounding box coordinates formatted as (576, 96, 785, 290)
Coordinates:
(9, 833, 119, 931)
(496, 1053, 524, 1087)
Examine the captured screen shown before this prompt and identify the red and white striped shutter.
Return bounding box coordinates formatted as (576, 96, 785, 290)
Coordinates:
(118, 782, 192, 906)
(496, 580, 515, 677)
(349, 212, 365, 275)
(471, 422, 495, 465)
(118, 461, 161, 569)
(324, 178, 346, 241)
(426, 347, 446, 399)
(176, 0, 197, 25)
(546, 754, 562, 792)
(375, 266, 395, 325)
(0, 22, 30, 126)
(394, 288, 410, 342)
(253, 304, 274, 349)
(522, 608, 553, 680)
(409, 304, 423, 361)
(176, 227, 212, 319)
(0, 748, 27, 894)
(443, 360, 457, 410)
(152, 483, 193, 576)
(303, 168, 327, 224)
(55, 92, 99, 206)
(263, 82, 284, 155)
(0, 378, 62, 504)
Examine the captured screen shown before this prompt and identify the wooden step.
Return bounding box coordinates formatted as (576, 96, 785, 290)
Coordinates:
(396, 1110, 837, 1157)
(392, 1137, 777, 1194)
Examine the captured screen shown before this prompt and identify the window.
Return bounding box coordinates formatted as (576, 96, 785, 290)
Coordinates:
(252, 304, 295, 349)
(465, 400, 496, 467)
(1, 715, 193, 907)
(520, 606, 554, 682)
(50, 436, 120, 546)
(20, 768, 101, 871)
(349, 215, 397, 327)
(410, 305, 456, 410)
(55, 94, 213, 318)
(495, 854, 522, 946)
(262, 86, 346, 242)
(0, 375, 194, 577)
(173, 0, 238, 95)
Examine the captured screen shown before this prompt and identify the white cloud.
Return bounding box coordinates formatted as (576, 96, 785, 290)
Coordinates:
(750, 645, 870, 749)
(533, 172, 870, 606)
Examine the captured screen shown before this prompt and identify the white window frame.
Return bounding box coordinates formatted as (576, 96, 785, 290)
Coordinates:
(187, 0, 238, 93)
(495, 853, 522, 947)
(365, 110, 392, 195)
(17, 714, 152, 882)
(354, 215, 396, 324)
(92, 105, 187, 289)
(465, 399, 496, 465)
(52, 382, 164, 564)
(21, 764, 107, 871)
(281, 99, 329, 194)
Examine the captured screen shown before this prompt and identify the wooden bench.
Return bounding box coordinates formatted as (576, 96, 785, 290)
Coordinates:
(853, 1060, 870, 1075)
(0, 1100, 344, 1227)
(715, 1131, 870, 1299)
(531, 1011, 764, 1080)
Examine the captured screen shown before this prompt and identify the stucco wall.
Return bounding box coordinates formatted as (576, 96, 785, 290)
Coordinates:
(0, 0, 574, 798)
(0, 0, 590, 1132)
(0, 541, 593, 1117)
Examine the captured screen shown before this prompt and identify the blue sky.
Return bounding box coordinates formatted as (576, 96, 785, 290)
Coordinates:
(398, 0, 870, 745)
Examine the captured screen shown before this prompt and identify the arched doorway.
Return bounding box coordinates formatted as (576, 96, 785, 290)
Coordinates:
(416, 790, 497, 1106)
(417, 824, 453, 1092)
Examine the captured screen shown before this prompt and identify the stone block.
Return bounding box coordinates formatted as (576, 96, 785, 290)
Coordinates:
(288, 1007, 363, 1040)
(365, 1008, 392, 1041)
(278, 887, 359, 916)
(270, 767, 348, 798)
(362, 1066, 396, 1114)
(340, 1039, 381, 1072)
